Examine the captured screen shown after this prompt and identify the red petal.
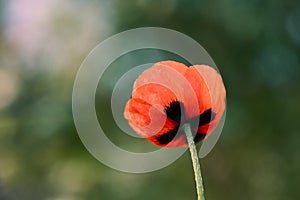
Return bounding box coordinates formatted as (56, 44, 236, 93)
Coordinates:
(132, 84, 178, 108)
(193, 65, 226, 135)
(133, 60, 188, 92)
(133, 61, 190, 104)
(184, 66, 212, 118)
(124, 96, 178, 139)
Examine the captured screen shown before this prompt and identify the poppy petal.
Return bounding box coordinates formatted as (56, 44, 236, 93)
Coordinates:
(192, 65, 226, 134)
(133, 60, 188, 92)
(132, 83, 178, 108)
(183, 66, 212, 119)
(132, 61, 191, 104)
(124, 97, 178, 138)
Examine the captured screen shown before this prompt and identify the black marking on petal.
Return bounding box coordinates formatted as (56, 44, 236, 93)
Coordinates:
(164, 101, 183, 123)
(194, 133, 206, 143)
(156, 126, 180, 144)
(188, 108, 216, 128)
(157, 106, 216, 145)
(199, 108, 216, 126)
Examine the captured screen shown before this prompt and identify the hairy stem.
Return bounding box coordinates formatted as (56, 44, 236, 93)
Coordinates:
(182, 123, 205, 200)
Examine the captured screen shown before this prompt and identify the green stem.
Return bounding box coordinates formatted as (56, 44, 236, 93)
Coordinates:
(182, 123, 205, 200)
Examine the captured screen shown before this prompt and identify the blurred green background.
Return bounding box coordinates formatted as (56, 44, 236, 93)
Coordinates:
(1, 0, 300, 199)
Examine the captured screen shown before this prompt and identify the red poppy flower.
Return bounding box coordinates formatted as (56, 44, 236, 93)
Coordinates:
(124, 60, 226, 147)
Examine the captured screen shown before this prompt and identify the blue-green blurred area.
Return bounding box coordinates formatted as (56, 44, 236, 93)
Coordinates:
(0, 0, 300, 199)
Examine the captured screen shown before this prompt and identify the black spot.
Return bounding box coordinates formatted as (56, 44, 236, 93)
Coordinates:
(194, 133, 206, 143)
(156, 126, 180, 144)
(157, 103, 216, 145)
(164, 101, 184, 123)
(198, 108, 216, 126)
(189, 108, 216, 127)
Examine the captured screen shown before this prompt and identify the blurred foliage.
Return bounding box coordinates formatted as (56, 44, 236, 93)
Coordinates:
(0, 0, 300, 200)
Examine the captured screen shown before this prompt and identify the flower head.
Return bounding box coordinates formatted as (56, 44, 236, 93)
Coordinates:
(124, 60, 226, 147)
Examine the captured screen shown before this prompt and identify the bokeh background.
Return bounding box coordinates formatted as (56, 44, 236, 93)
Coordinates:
(1, 0, 300, 199)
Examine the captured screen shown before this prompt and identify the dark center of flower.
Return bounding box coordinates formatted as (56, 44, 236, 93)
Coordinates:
(156, 100, 216, 145)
